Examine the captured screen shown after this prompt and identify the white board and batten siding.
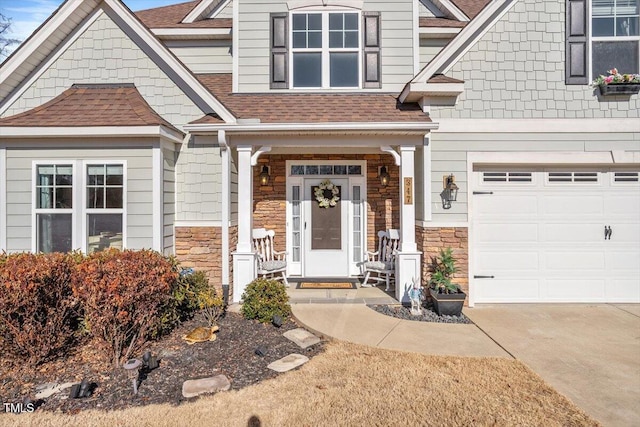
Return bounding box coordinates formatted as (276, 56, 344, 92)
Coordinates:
(471, 170, 640, 304)
(236, 0, 416, 92)
(5, 144, 155, 252)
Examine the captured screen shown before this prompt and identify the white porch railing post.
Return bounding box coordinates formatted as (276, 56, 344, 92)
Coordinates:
(233, 145, 256, 303)
(396, 145, 421, 303)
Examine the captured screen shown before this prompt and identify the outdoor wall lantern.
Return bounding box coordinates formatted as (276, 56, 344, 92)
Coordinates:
(259, 165, 271, 186)
(441, 174, 459, 210)
(378, 166, 390, 187)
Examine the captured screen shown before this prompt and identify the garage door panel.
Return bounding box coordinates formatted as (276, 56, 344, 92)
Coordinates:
(545, 251, 605, 270)
(606, 196, 640, 216)
(543, 223, 604, 243)
(476, 251, 539, 270)
(607, 280, 640, 302)
(607, 251, 640, 272)
(542, 196, 604, 216)
(606, 223, 640, 243)
(476, 223, 538, 243)
(476, 279, 540, 302)
(544, 279, 605, 301)
(475, 195, 537, 217)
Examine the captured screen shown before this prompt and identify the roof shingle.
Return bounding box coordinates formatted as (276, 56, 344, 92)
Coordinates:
(192, 74, 430, 124)
(419, 17, 467, 28)
(0, 84, 181, 132)
(451, 0, 491, 19)
(135, 0, 231, 28)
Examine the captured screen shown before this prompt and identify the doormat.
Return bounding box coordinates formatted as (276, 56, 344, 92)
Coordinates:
(297, 282, 357, 290)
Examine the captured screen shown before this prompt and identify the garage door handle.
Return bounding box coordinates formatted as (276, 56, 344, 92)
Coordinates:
(473, 191, 494, 195)
(605, 225, 612, 240)
(474, 275, 495, 279)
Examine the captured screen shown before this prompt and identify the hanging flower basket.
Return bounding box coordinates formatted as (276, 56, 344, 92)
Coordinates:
(314, 179, 340, 208)
(592, 68, 640, 96)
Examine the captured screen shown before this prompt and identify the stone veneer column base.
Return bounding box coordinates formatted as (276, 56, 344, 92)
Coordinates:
(175, 226, 235, 296)
(416, 226, 469, 302)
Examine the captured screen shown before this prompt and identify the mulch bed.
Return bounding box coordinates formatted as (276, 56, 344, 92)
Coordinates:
(0, 312, 324, 414)
(369, 304, 472, 324)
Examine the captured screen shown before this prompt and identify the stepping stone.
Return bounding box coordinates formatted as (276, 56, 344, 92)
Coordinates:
(283, 328, 320, 349)
(267, 353, 309, 373)
(182, 375, 231, 398)
(35, 382, 75, 399)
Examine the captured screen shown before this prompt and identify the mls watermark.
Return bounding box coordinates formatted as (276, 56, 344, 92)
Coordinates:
(3, 402, 36, 414)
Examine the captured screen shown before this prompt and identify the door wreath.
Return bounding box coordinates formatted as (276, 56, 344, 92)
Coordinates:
(315, 179, 340, 208)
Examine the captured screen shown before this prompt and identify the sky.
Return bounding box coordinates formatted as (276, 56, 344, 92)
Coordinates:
(2, 0, 183, 57)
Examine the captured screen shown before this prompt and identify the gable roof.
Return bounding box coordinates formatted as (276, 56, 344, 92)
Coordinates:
(135, 0, 232, 28)
(192, 74, 431, 124)
(0, 84, 180, 131)
(401, 0, 518, 102)
(0, 0, 235, 122)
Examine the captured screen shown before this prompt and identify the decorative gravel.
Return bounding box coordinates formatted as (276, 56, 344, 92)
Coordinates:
(369, 304, 472, 324)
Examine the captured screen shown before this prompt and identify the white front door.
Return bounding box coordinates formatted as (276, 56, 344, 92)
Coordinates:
(304, 178, 349, 276)
(472, 170, 640, 303)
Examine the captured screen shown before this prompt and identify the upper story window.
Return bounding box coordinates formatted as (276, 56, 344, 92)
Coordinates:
(592, 0, 640, 77)
(270, 10, 380, 90)
(291, 12, 360, 88)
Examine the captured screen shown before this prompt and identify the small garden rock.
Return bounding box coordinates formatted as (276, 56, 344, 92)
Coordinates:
(182, 375, 231, 398)
(35, 382, 76, 399)
(267, 354, 309, 373)
(283, 328, 320, 349)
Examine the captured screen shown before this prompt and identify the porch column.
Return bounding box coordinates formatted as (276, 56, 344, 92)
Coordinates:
(396, 145, 421, 303)
(232, 145, 256, 303)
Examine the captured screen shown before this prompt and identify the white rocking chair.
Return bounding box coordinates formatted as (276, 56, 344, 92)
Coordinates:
(361, 229, 400, 291)
(252, 228, 289, 287)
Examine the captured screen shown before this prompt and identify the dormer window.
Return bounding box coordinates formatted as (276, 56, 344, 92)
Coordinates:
(291, 12, 360, 88)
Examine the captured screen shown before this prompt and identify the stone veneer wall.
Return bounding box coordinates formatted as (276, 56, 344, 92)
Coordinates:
(253, 154, 400, 253)
(416, 227, 469, 296)
(175, 226, 238, 296)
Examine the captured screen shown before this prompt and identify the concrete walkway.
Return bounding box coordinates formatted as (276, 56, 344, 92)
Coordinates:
(291, 302, 640, 426)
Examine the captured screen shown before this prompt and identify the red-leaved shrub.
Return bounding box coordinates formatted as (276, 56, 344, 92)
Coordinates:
(0, 252, 79, 364)
(72, 249, 178, 368)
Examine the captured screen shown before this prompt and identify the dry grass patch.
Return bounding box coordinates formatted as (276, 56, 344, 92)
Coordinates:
(2, 341, 598, 427)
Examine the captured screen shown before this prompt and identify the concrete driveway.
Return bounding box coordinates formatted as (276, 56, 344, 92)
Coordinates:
(465, 304, 640, 427)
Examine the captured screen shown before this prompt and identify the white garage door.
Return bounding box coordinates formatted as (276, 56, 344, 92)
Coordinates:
(472, 170, 640, 303)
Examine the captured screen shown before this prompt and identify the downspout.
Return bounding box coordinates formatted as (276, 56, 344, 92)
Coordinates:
(219, 130, 230, 304)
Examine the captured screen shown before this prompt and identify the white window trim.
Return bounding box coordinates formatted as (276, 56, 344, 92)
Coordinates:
(545, 171, 601, 186)
(81, 160, 127, 254)
(32, 161, 79, 253)
(589, 0, 640, 81)
(289, 10, 362, 89)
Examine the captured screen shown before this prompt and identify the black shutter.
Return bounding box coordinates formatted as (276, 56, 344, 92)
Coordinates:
(565, 0, 589, 84)
(271, 13, 288, 89)
(363, 12, 381, 89)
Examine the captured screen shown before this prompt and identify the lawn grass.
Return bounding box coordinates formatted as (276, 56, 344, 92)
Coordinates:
(2, 341, 598, 426)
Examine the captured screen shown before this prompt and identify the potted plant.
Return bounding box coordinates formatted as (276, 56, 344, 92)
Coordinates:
(426, 248, 466, 316)
(592, 68, 640, 95)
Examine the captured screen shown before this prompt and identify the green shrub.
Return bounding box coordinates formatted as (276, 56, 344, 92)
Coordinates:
(72, 249, 178, 368)
(241, 278, 291, 323)
(0, 252, 79, 364)
(159, 269, 225, 332)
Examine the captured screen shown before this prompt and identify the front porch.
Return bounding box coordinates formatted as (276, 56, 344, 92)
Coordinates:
(285, 279, 397, 305)
(232, 143, 426, 304)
